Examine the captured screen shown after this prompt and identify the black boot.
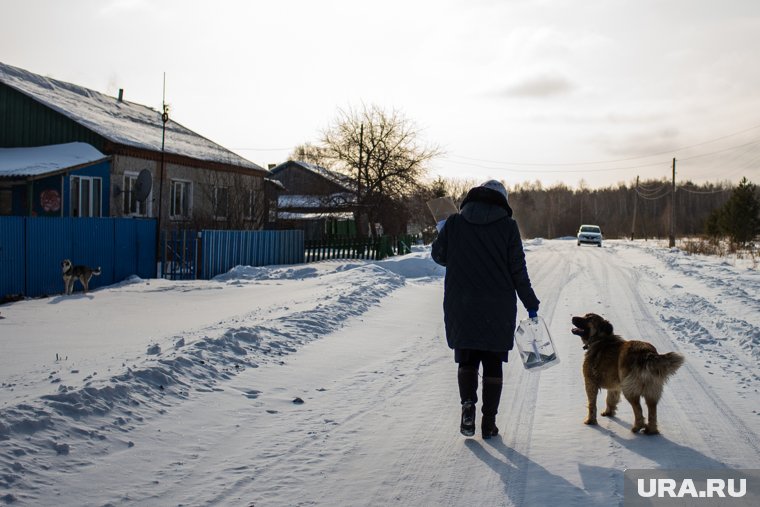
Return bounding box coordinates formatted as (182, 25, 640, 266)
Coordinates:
(461, 401, 476, 437)
(481, 376, 503, 439)
(458, 367, 478, 436)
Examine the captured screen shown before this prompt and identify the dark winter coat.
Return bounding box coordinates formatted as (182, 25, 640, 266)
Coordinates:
(431, 187, 540, 354)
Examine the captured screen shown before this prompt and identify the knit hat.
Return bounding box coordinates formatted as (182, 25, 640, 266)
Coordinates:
(480, 180, 508, 202)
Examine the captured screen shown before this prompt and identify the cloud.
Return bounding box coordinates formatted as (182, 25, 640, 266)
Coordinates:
(500, 73, 577, 98)
(593, 127, 682, 159)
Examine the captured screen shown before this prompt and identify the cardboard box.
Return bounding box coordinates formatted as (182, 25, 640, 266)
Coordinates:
(426, 197, 458, 223)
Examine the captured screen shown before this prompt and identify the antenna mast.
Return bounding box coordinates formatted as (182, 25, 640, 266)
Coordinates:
(156, 73, 169, 260)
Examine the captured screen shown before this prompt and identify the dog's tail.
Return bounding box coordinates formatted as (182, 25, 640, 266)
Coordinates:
(93, 267, 102, 276)
(646, 352, 684, 379)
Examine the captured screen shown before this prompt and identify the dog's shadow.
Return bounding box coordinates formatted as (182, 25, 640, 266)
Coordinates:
(466, 438, 617, 507)
(48, 293, 95, 304)
(590, 423, 731, 469)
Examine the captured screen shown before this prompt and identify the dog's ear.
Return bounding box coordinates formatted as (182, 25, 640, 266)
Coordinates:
(600, 319, 613, 335)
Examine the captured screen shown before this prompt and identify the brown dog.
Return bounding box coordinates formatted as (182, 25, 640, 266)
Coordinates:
(571, 313, 684, 435)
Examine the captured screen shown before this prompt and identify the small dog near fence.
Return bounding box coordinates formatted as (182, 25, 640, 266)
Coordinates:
(61, 259, 101, 295)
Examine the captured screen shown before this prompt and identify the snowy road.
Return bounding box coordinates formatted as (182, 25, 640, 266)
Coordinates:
(1, 240, 758, 506)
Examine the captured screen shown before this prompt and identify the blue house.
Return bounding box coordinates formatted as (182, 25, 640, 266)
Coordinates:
(0, 143, 110, 217)
(0, 61, 268, 232)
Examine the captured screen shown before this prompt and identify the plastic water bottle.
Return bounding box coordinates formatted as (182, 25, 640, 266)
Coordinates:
(515, 316, 560, 371)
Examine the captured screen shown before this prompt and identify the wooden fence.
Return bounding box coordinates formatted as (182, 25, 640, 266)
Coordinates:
(305, 235, 416, 262)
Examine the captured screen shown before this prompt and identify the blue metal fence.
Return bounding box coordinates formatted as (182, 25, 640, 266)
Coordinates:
(0, 217, 156, 299)
(0, 217, 24, 298)
(200, 229, 305, 279)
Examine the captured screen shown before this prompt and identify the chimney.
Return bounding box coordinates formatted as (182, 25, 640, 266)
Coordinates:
(118, 89, 124, 102)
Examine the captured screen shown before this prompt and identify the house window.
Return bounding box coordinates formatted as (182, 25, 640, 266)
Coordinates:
(244, 189, 256, 221)
(123, 172, 152, 217)
(170, 179, 192, 220)
(70, 175, 102, 217)
(268, 198, 277, 222)
(213, 187, 229, 220)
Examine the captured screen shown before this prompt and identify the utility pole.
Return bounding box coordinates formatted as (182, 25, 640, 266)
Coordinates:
(156, 73, 169, 260)
(358, 123, 363, 195)
(669, 158, 676, 248)
(631, 175, 639, 240)
(357, 123, 366, 236)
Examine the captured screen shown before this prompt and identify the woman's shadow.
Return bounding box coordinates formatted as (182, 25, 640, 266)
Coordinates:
(466, 437, 619, 507)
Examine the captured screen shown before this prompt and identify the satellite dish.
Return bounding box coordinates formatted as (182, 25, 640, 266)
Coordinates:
(134, 169, 153, 202)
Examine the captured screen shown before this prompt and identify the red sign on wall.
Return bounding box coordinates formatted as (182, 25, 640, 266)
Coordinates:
(40, 189, 61, 212)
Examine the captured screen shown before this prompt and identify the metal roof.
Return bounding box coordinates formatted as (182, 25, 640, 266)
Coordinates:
(0, 61, 266, 174)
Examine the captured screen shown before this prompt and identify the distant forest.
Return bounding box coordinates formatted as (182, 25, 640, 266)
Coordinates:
(436, 179, 736, 240)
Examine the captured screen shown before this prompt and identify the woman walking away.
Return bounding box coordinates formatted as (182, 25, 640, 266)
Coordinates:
(431, 180, 540, 439)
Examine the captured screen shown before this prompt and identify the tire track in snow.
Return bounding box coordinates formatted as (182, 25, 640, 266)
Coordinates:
(482, 243, 573, 506)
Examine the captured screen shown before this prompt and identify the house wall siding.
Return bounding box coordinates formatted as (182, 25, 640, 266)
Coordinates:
(3, 160, 111, 217)
(110, 156, 265, 229)
(110, 154, 158, 217)
(0, 83, 106, 148)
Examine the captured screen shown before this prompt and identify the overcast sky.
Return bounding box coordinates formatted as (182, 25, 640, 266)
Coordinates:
(3, 0, 760, 189)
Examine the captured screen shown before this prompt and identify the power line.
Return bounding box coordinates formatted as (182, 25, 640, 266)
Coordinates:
(634, 186, 671, 200)
(637, 180, 669, 191)
(448, 123, 760, 168)
(442, 157, 670, 173)
(444, 138, 760, 175)
(677, 186, 731, 195)
(678, 138, 760, 162)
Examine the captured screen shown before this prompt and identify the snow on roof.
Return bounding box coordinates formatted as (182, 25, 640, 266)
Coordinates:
(277, 211, 354, 220)
(265, 178, 286, 190)
(271, 160, 355, 192)
(0, 61, 265, 174)
(278, 193, 356, 209)
(0, 142, 108, 178)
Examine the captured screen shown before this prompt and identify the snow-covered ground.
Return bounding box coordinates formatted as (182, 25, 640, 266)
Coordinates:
(1, 239, 758, 506)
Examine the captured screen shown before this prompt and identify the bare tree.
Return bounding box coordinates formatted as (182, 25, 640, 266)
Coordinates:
(289, 143, 330, 167)
(321, 104, 442, 236)
(194, 170, 266, 231)
(429, 176, 480, 205)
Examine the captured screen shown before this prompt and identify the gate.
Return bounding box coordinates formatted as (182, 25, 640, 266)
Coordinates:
(161, 229, 199, 280)
(159, 229, 305, 280)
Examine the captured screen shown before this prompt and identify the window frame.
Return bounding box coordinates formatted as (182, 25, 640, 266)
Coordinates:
(213, 186, 229, 221)
(244, 189, 257, 221)
(70, 175, 103, 217)
(169, 179, 193, 220)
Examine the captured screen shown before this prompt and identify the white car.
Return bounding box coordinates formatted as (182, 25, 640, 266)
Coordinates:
(577, 225, 603, 247)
